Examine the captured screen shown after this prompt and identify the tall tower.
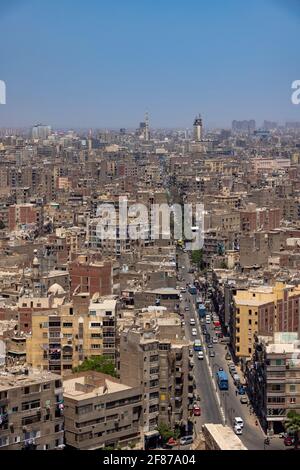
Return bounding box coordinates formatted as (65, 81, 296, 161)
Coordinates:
(193, 114, 203, 142)
(145, 112, 150, 142)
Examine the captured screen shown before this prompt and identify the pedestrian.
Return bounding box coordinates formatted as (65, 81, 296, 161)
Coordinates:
(235, 390, 238, 396)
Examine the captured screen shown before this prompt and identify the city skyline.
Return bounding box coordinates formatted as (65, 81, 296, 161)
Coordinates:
(0, 0, 300, 128)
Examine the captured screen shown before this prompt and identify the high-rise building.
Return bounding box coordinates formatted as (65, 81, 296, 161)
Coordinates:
(26, 295, 117, 374)
(119, 314, 191, 433)
(0, 368, 64, 450)
(31, 124, 52, 140)
(193, 114, 203, 142)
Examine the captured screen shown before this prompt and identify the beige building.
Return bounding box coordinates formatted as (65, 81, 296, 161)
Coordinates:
(232, 282, 300, 361)
(26, 294, 117, 375)
(202, 424, 247, 450)
(0, 368, 64, 450)
(246, 332, 300, 434)
(119, 311, 191, 433)
(63, 371, 143, 450)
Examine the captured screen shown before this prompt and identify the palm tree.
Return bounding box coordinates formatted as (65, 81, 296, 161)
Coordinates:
(285, 411, 300, 449)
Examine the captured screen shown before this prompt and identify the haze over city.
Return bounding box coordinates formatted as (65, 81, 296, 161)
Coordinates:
(0, 0, 300, 128)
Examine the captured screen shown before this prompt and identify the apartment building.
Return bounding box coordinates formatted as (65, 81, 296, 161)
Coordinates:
(26, 295, 117, 374)
(0, 368, 64, 450)
(69, 255, 113, 297)
(63, 371, 143, 450)
(245, 332, 300, 434)
(240, 205, 281, 233)
(8, 204, 43, 232)
(232, 282, 300, 362)
(119, 321, 191, 432)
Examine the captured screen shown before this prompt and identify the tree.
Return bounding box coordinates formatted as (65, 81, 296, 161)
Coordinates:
(158, 423, 180, 444)
(73, 356, 117, 377)
(191, 249, 204, 271)
(285, 410, 300, 449)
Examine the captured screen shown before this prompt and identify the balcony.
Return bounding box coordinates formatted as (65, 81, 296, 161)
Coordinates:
(267, 365, 286, 373)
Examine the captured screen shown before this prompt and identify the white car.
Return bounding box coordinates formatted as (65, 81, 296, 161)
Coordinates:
(206, 318, 211, 324)
(181, 320, 185, 327)
(197, 351, 204, 360)
(234, 425, 243, 435)
(234, 417, 244, 429)
(212, 337, 218, 343)
(192, 328, 197, 336)
(190, 319, 196, 326)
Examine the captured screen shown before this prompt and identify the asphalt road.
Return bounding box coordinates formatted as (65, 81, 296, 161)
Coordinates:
(178, 250, 285, 451)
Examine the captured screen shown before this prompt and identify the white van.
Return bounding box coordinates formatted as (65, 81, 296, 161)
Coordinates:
(197, 351, 204, 360)
(190, 318, 196, 326)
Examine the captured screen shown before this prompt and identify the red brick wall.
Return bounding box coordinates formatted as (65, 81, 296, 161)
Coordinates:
(69, 261, 112, 296)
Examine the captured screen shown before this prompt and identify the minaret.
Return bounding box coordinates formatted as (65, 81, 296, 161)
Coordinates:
(193, 114, 203, 142)
(32, 249, 40, 295)
(145, 112, 150, 141)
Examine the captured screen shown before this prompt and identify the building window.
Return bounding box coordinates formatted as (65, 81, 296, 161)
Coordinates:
(290, 398, 296, 404)
(63, 323, 73, 328)
(290, 385, 296, 392)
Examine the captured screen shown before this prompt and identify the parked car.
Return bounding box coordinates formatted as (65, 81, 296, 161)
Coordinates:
(193, 405, 201, 416)
(238, 386, 246, 395)
(197, 351, 204, 360)
(240, 396, 248, 405)
(185, 307, 190, 312)
(207, 343, 213, 348)
(225, 352, 231, 361)
(166, 437, 178, 448)
(233, 374, 241, 386)
(209, 350, 215, 357)
(191, 328, 197, 336)
(284, 436, 295, 447)
(180, 435, 194, 446)
(190, 319, 196, 326)
(212, 337, 218, 344)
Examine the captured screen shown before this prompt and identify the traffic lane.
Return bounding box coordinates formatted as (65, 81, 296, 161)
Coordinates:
(184, 297, 222, 425)
(186, 296, 223, 425)
(184, 312, 221, 426)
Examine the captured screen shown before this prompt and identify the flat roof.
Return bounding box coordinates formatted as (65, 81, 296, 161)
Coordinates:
(63, 375, 131, 400)
(0, 368, 59, 392)
(203, 424, 247, 450)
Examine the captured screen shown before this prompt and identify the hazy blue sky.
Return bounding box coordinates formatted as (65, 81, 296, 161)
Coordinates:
(0, 0, 300, 128)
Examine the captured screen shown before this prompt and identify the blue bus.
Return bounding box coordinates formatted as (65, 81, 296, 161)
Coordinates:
(193, 340, 202, 351)
(216, 371, 229, 390)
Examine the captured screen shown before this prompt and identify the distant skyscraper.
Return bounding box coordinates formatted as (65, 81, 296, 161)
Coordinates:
(138, 113, 150, 141)
(193, 114, 203, 142)
(32, 124, 52, 140)
(232, 120, 256, 134)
